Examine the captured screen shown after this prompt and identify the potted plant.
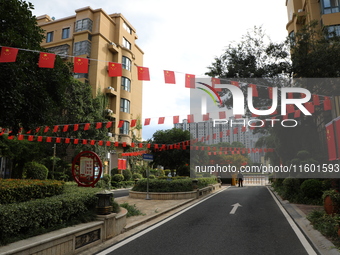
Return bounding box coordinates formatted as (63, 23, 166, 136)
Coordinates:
(322, 189, 340, 216)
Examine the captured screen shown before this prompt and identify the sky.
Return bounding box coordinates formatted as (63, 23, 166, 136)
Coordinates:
(27, 0, 289, 141)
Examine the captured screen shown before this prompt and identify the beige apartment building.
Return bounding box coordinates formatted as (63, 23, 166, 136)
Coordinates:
(36, 6, 144, 169)
(286, 0, 340, 44)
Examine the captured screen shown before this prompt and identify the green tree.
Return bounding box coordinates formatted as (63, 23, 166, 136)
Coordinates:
(151, 128, 190, 174)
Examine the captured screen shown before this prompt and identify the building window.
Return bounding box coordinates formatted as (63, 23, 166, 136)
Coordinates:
(123, 22, 132, 34)
(62, 28, 70, 39)
(121, 77, 131, 92)
(326, 24, 340, 38)
(46, 32, 54, 43)
(73, 40, 91, 56)
(75, 18, 93, 32)
(122, 56, 131, 71)
(322, 0, 340, 14)
(122, 37, 131, 50)
(119, 121, 130, 135)
(120, 98, 130, 113)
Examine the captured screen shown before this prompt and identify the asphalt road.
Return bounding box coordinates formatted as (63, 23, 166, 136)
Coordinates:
(99, 186, 315, 255)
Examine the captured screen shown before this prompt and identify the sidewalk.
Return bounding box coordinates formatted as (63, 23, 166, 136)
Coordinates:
(268, 187, 340, 255)
(80, 186, 228, 255)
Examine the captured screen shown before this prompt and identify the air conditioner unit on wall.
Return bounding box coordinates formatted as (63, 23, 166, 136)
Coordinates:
(298, 9, 304, 12)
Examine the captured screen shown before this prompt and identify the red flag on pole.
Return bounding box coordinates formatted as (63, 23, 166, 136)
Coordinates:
(164, 70, 176, 84)
(326, 121, 337, 161)
(137, 66, 150, 81)
(38, 52, 56, 68)
(0, 47, 19, 62)
(185, 74, 195, 88)
(73, 57, 88, 73)
(108, 62, 122, 77)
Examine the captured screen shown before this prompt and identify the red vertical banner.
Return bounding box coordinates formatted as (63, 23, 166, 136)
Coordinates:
(326, 121, 337, 161)
(185, 74, 195, 88)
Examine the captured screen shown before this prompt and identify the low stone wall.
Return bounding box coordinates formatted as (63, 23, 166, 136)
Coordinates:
(129, 183, 222, 200)
(0, 208, 127, 255)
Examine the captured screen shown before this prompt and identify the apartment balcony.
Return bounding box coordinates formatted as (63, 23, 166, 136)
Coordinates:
(105, 87, 117, 96)
(108, 42, 119, 54)
(296, 10, 307, 25)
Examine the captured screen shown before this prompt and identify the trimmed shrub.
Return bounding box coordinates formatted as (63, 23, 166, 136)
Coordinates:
(149, 174, 156, 179)
(0, 179, 64, 204)
(281, 178, 302, 201)
(112, 174, 124, 182)
(132, 173, 143, 180)
(0, 185, 100, 245)
(24, 162, 48, 180)
(122, 169, 132, 181)
(300, 179, 323, 200)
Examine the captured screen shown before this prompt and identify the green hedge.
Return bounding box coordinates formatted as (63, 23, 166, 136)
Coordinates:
(0, 179, 64, 204)
(0, 185, 100, 245)
(132, 177, 218, 192)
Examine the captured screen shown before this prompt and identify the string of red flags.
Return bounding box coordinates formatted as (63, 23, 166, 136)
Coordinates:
(0, 45, 335, 103)
(0, 132, 274, 156)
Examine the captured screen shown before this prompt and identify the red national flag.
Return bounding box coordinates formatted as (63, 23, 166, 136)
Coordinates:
(324, 97, 332, 111)
(286, 105, 295, 114)
(173, 116, 179, 124)
(118, 120, 124, 128)
(38, 52, 56, 68)
(137, 66, 150, 81)
(73, 57, 88, 73)
(233, 127, 238, 134)
(63, 125, 69, 132)
(0, 47, 19, 62)
(268, 87, 273, 99)
(164, 70, 176, 84)
(108, 62, 122, 77)
(18, 135, 24, 140)
(98, 140, 103, 146)
(326, 121, 337, 161)
(144, 118, 151, 126)
(185, 74, 195, 88)
(249, 84, 258, 97)
(106, 141, 111, 146)
(187, 114, 194, 123)
(312, 94, 320, 106)
(84, 123, 90, 130)
(212, 78, 221, 92)
(294, 110, 301, 118)
(219, 111, 226, 119)
(53, 125, 59, 132)
(74, 139, 79, 144)
(158, 117, 165, 124)
(44, 126, 49, 133)
(304, 102, 315, 114)
(90, 140, 95, 145)
(288, 92, 293, 99)
(241, 126, 246, 132)
(28, 135, 34, 141)
(226, 130, 230, 136)
(231, 81, 240, 88)
(56, 137, 61, 143)
(74, 124, 79, 131)
(82, 139, 88, 145)
(96, 122, 102, 129)
(203, 113, 209, 121)
(106, 121, 112, 128)
(130, 119, 137, 127)
(65, 138, 70, 144)
(37, 136, 43, 142)
(46, 137, 52, 143)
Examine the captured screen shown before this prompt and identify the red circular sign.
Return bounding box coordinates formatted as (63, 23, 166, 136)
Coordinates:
(71, 151, 103, 187)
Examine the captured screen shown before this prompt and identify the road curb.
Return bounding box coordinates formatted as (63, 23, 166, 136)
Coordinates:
(268, 186, 340, 255)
